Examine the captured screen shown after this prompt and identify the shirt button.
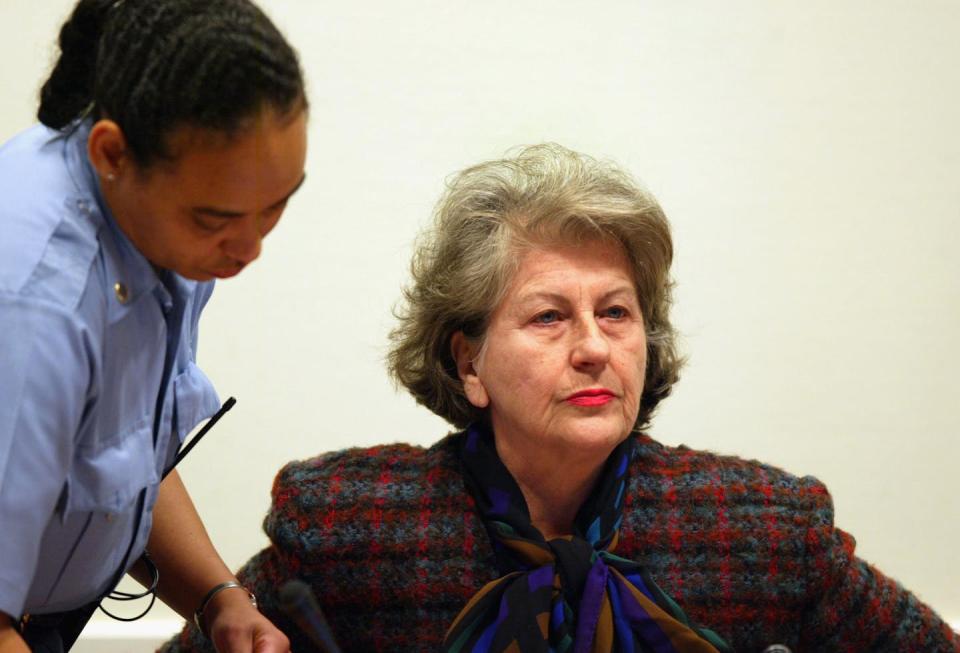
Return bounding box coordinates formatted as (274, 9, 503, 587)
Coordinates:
(114, 282, 130, 304)
(105, 513, 115, 522)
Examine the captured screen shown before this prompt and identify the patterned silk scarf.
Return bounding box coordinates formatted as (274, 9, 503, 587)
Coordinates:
(444, 424, 733, 653)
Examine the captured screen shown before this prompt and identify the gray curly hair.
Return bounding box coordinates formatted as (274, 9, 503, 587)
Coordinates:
(387, 143, 683, 431)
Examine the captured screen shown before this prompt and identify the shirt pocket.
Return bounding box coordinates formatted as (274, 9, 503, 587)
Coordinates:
(172, 362, 220, 446)
(68, 418, 155, 514)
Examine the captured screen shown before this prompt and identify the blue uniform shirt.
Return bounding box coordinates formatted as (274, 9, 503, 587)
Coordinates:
(0, 121, 221, 618)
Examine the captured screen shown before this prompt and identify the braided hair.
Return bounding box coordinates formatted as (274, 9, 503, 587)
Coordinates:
(38, 0, 305, 167)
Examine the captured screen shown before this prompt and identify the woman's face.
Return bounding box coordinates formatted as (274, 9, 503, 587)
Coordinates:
(455, 239, 647, 460)
(98, 107, 308, 281)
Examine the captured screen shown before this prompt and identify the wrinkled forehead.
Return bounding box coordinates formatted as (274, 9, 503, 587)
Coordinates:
(474, 235, 637, 325)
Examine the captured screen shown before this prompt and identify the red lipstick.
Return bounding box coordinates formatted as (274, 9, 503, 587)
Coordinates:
(566, 388, 615, 407)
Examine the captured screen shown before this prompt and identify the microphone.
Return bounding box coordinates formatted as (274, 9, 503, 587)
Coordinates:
(278, 580, 343, 653)
(762, 646, 793, 653)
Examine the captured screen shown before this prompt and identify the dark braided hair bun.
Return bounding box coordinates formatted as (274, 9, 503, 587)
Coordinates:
(38, 0, 305, 167)
(38, 0, 116, 129)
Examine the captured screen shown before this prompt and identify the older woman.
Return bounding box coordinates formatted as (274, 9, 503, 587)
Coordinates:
(163, 145, 958, 652)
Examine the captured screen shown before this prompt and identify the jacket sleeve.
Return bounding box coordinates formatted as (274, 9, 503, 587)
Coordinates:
(798, 477, 959, 651)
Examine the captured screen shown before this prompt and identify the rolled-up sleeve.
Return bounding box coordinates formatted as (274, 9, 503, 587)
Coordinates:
(0, 296, 91, 618)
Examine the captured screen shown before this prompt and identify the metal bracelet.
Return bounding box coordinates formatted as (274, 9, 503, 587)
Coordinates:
(193, 581, 258, 636)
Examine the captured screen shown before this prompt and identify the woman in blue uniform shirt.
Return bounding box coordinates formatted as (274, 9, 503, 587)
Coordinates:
(0, 1, 307, 651)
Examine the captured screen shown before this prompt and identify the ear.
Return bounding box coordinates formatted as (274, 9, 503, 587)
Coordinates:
(87, 119, 130, 182)
(451, 331, 489, 409)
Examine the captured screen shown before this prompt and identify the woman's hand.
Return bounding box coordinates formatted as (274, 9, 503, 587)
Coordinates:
(135, 471, 290, 651)
(203, 590, 290, 653)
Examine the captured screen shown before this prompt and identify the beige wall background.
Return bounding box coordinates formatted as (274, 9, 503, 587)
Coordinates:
(3, 0, 958, 641)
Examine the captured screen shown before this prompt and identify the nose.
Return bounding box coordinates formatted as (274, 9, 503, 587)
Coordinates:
(222, 216, 263, 265)
(570, 315, 611, 369)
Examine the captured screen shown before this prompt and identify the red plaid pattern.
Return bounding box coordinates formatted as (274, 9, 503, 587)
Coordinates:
(161, 433, 959, 652)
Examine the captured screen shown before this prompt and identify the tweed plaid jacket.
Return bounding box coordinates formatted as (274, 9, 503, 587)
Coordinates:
(162, 433, 959, 652)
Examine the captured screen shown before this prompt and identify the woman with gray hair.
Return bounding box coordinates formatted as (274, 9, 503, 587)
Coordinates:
(164, 145, 958, 652)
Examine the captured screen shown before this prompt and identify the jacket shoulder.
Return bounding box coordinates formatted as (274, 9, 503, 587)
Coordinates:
(620, 435, 837, 649)
(629, 434, 832, 518)
(266, 434, 476, 556)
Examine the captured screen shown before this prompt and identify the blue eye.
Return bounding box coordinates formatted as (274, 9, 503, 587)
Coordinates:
(603, 306, 628, 319)
(534, 310, 561, 324)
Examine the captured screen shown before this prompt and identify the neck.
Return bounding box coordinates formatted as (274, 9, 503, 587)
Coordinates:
(100, 176, 137, 244)
(494, 435, 612, 540)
